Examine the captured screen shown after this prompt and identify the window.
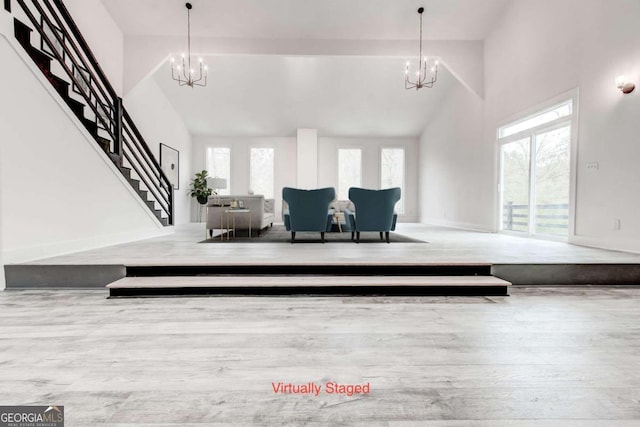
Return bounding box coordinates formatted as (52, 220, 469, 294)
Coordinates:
(250, 147, 274, 198)
(498, 101, 572, 138)
(499, 99, 574, 237)
(338, 148, 361, 200)
(380, 148, 405, 214)
(206, 147, 230, 195)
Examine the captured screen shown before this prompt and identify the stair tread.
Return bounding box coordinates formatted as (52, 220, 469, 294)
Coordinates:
(65, 96, 84, 108)
(108, 275, 512, 289)
(51, 74, 70, 86)
(27, 47, 52, 65)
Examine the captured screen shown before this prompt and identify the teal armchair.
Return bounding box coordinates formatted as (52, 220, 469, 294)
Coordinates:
(346, 187, 401, 243)
(282, 187, 335, 242)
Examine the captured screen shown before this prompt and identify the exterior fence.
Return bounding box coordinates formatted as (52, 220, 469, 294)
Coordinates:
(503, 202, 569, 235)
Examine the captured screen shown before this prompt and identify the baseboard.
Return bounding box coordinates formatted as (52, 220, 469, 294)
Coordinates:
(3, 227, 173, 264)
(569, 235, 640, 255)
(420, 217, 494, 233)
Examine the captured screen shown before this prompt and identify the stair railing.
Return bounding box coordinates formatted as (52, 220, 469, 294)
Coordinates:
(5, 0, 173, 225)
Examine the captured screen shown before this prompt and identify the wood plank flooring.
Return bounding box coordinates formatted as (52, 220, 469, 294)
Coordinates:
(1, 287, 640, 425)
(17, 223, 640, 266)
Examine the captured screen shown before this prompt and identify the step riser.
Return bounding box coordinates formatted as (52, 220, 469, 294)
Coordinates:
(125, 265, 494, 277)
(5, 265, 125, 289)
(109, 285, 510, 298)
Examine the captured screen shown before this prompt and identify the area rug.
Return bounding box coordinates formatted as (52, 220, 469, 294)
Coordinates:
(199, 224, 426, 243)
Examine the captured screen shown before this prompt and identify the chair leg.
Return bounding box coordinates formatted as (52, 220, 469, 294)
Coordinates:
(379, 232, 384, 240)
(321, 231, 325, 243)
(386, 231, 390, 243)
(291, 231, 296, 243)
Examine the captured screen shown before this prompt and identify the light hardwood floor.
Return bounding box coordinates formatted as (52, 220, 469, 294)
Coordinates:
(1, 287, 640, 425)
(19, 223, 640, 266)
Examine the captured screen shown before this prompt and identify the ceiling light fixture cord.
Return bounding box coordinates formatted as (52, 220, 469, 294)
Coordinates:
(405, 7, 438, 91)
(186, 3, 191, 81)
(170, 2, 207, 88)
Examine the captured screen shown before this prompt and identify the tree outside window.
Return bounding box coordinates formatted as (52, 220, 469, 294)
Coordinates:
(381, 148, 405, 214)
(250, 147, 274, 199)
(206, 147, 230, 195)
(338, 148, 361, 200)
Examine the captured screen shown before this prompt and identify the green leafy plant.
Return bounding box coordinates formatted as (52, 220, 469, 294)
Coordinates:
(189, 170, 213, 205)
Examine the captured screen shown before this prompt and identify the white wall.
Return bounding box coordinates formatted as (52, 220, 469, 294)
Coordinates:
(484, 0, 640, 251)
(64, 0, 124, 96)
(419, 83, 491, 230)
(192, 136, 297, 221)
(318, 137, 419, 222)
(0, 149, 4, 290)
(418, 0, 640, 251)
(0, 35, 168, 265)
(125, 79, 193, 225)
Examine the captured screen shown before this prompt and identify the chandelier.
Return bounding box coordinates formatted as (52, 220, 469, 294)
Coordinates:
(405, 7, 438, 90)
(170, 2, 207, 88)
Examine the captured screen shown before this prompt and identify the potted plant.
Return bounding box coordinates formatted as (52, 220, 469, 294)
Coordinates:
(189, 170, 212, 205)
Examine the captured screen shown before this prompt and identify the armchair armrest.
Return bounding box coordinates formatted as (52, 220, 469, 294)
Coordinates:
(343, 208, 356, 231)
(325, 210, 334, 231)
(264, 198, 275, 214)
(283, 208, 291, 230)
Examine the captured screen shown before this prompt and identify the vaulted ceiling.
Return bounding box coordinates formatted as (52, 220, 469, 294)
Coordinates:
(101, 0, 510, 40)
(103, 0, 512, 137)
(152, 55, 456, 137)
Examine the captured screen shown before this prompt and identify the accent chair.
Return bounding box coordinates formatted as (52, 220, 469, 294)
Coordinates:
(282, 187, 336, 242)
(346, 187, 401, 243)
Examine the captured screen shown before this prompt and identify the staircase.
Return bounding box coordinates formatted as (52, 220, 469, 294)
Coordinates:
(5, 0, 173, 225)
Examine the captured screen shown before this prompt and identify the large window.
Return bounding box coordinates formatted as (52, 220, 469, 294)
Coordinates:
(380, 148, 405, 214)
(499, 99, 574, 237)
(250, 147, 274, 198)
(338, 148, 361, 199)
(206, 147, 230, 195)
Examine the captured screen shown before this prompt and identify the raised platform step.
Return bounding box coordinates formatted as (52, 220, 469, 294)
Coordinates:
(126, 264, 493, 277)
(107, 275, 512, 298)
(8, 262, 640, 290)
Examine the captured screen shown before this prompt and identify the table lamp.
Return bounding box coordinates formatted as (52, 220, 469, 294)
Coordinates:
(207, 177, 227, 205)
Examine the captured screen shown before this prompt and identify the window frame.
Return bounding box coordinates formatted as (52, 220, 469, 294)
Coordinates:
(249, 146, 275, 199)
(205, 146, 231, 196)
(379, 147, 406, 215)
(496, 90, 579, 241)
(337, 147, 363, 200)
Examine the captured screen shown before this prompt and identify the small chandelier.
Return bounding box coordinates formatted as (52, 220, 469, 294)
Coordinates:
(170, 2, 207, 88)
(405, 7, 438, 90)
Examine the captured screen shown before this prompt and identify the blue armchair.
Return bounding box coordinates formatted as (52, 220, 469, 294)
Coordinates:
(346, 187, 401, 243)
(282, 187, 335, 242)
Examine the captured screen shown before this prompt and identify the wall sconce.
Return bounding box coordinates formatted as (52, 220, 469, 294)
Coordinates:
(615, 75, 635, 94)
